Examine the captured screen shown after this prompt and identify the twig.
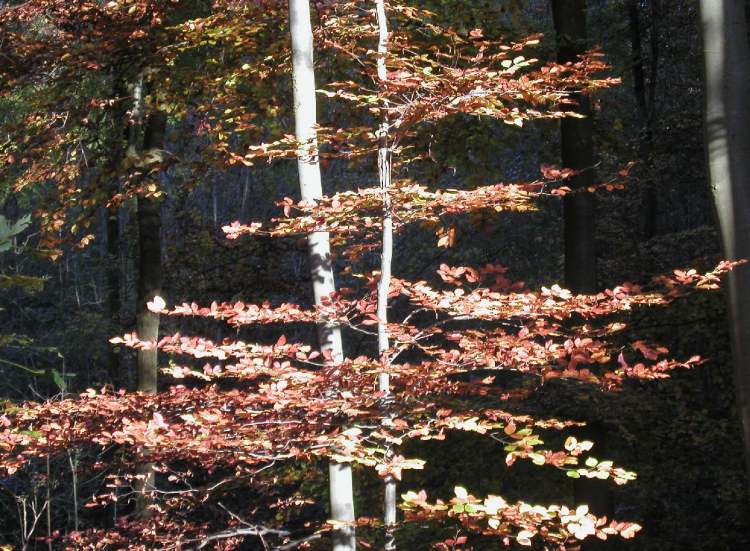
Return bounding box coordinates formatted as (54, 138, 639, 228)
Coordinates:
(272, 532, 323, 550)
(190, 524, 290, 550)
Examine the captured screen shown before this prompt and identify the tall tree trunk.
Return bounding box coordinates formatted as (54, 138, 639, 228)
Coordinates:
(374, 1, 396, 548)
(288, 2, 355, 549)
(133, 104, 166, 516)
(699, 0, 750, 491)
(105, 200, 121, 386)
(629, 0, 660, 242)
(105, 77, 131, 388)
(135, 111, 165, 395)
(553, 0, 597, 295)
(553, 1, 612, 530)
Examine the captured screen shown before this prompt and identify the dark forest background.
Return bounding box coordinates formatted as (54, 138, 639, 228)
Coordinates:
(1, 1, 749, 549)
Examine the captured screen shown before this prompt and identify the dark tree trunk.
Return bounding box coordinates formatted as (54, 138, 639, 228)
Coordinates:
(553, 0, 613, 528)
(106, 203, 121, 386)
(553, 0, 598, 295)
(132, 110, 166, 518)
(629, 0, 660, 241)
(105, 76, 132, 388)
(629, 0, 648, 117)
(136, 111, 166, 395)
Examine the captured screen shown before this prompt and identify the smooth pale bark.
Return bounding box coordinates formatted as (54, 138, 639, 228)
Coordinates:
(375, 0, 393, 395)
(288, 1, 355, 549)
(374, 1, 396, 548)
(328, 462, 355, 550)
(699, 0, 750, 489)
(289, 0, 344, 361)
(552, 0, 597, 295)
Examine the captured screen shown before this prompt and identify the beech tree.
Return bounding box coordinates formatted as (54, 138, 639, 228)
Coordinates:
(104, 77, 132, 388)
(627, 0, 660, 242)
(552, 0, 597, 295)
(699, 0, 750, 489)
(0, 1, 742, 549)
(288, 0, 355, 548)
(552, 1, 612, 526)
(134, 108, 166, 396)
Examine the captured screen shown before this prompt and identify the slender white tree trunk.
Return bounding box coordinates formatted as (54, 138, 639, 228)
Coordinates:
(288, 1, 356, 548)
(699, 0, 750, 490)
(374, 1, 397, 548)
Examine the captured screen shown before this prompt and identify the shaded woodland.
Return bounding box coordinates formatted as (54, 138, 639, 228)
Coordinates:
(1, 1, 749, 550)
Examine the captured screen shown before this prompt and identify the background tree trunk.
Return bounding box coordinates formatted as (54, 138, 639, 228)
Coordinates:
(553, 0, 598, 295)
(288, 1, 355, 549)
(133, 108, 166, 517)
(553, 0, 613, 530)
(135, 111, 166, 395)
(699, 0, 750, 491)
(105, 78, 131, 389)
(629, 0, 660, 242)
(105, 202, 121, 386)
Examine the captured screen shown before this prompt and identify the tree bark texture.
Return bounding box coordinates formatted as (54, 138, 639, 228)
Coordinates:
(288, 1, 355, 549)
(699, 0, 750, 491)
